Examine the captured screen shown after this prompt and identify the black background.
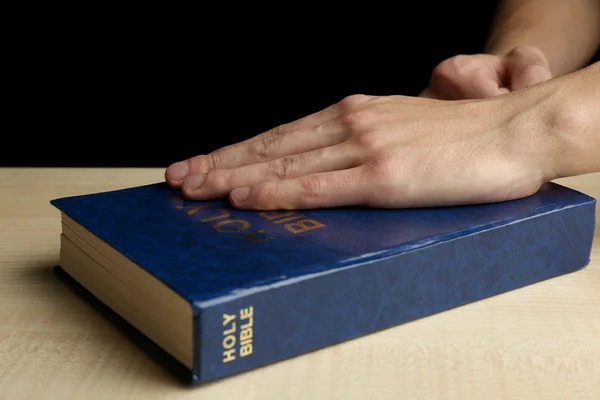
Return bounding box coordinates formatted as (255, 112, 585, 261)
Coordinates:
(5, 2, 508, 167)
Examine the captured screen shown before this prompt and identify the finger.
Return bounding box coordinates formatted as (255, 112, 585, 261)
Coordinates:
(165, 122, 348, 188)
(421, 56, 507, 100)
(181, 142, 363, 200)
(423, 72, 507, 100)
(218, 119, 349, 165)
(229, 166, 369, 210)
(165, 96, 371, 188)
(453, 65, 511, 99)
(503, 45, 552, 90)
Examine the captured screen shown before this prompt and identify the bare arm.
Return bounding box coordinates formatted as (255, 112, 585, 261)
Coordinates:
(165, 62, 599, 211)
(511, 61, 600, 179)
(485, 0, 600, 77)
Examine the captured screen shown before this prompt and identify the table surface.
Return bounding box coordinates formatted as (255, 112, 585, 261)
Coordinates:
(1, 168, 598, 400)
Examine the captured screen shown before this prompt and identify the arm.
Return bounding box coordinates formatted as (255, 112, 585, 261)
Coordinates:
(485, 0, 600, 77)
(512, 61, 600, 179)
(165, 63, 599, 210)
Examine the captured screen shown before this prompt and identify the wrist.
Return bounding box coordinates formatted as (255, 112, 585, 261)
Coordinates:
(502, 66, 599, 181)
(484, 83, 566, 185)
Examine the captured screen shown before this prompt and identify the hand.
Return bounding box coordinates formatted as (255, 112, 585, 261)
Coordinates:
(420, 45, 552, 100)
(165, 94, 548, 210)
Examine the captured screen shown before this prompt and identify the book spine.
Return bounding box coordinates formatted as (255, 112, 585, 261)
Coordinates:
(195, 202, 596, 383)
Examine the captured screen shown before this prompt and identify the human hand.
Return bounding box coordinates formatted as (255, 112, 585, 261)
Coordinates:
(420, 45, 552, 100)
(165, 94, 549, 210)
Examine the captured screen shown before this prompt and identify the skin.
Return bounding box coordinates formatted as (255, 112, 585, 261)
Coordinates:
(485, 0, 600, 77)
(165, 0, 600, 210)
(421, 0, 600, 100)
(165, 62, 600, 210)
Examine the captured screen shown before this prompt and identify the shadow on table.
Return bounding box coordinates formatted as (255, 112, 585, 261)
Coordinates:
(23, 261, 189, 388)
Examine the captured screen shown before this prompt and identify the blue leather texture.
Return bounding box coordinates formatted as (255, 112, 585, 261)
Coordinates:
(51, 181, 597, 383)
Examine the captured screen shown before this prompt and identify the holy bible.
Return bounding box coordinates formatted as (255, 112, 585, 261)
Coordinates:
(50, 181, 596, 384)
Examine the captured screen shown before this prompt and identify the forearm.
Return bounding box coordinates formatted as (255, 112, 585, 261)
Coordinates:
(485, 0, 600, 77)
(509, 62, 600, 180)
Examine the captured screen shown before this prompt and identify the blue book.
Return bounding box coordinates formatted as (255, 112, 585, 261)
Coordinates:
(50, 181, 596, 384)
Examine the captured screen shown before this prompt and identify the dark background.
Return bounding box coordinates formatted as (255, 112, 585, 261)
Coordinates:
(5, 2, 508, 167)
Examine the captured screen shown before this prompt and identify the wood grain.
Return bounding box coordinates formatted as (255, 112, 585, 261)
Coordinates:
(1, 168, 598, 400)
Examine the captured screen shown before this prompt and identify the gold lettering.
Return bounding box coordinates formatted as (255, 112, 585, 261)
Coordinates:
(176, 204, 211, 215)
(240, 343, 253, 357)
(222, 312, 237, 363)
(223, 321, 236, 335)
(223, 334, 236, 348)
(240, 306, 253, 319)
(259, 211, 298, 220)
(284, 219, 325, 234)
(179, 201, 326, 247)
(201, 208, 231, 222)
(234, 229, 276, 245)
(240, 327, 253, 341)
(273, 214, 306, 224)
(260, 211, 325, 235)
(223, 348, 236, 363)
(241, 318, 253, 330)
(239, 306, 254, 358)
(222, 313, 235, 326)
(214, 219, 251, 233)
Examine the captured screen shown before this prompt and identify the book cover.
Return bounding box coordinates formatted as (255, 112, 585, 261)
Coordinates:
(50, 181, 596, 384)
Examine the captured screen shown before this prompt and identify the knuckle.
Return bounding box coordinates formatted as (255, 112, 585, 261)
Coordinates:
(189, 154, 215, 174)
(206, 153, 220, 170)
(219, 168, 236, 187)
(453, 57, 481, 75)
(269, 156, 297, 180)
(269, 124, 287, 138)
(337, 94, 370, 111)
(250, 135, 281, 161)
(431, 60, 455, 80)
(340, 108, 378, 130)
(434, 55, 479, 80)
(364, 155, 395, 180)
(352, 129, 385, 150)
(201, 169, 230, 192)
(256, 182, 278, 205)
(299, 175, 325, 197)
(432, 56, 461, 77)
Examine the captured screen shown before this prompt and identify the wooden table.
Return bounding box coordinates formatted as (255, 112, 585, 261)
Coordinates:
(1, 168, 598, 400)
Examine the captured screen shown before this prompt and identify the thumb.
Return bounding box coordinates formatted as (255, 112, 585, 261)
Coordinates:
(503, 45, 552, 90)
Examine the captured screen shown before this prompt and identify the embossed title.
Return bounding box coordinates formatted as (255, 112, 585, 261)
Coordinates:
(176, 203, 326, 245)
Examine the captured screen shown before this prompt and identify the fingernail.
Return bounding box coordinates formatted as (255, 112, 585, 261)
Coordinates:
(183, 174, 205, 191)
(166, 161, 188, 181)
(231, 187, 250, 203)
